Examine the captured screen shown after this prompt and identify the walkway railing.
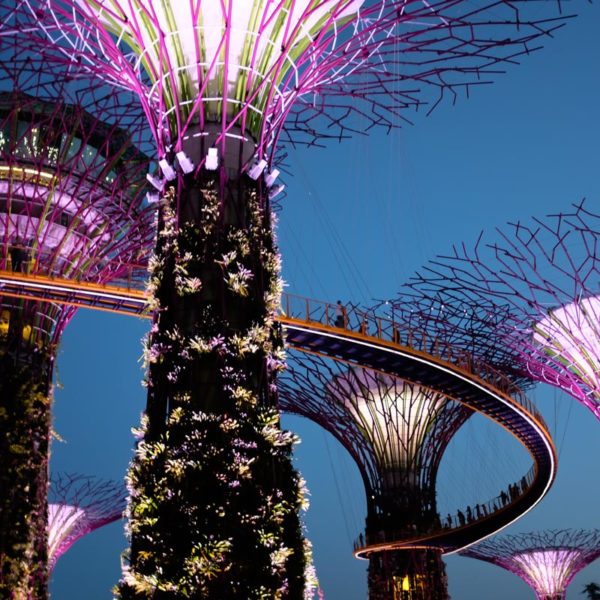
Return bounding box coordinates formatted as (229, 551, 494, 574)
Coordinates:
(0, 243, 147, 292)
(280, 293, 546, 429)
(352, 464, 536, 552)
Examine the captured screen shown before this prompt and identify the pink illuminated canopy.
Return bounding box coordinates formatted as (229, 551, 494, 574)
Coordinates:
(18, 0, 567, 166)
(512, 548, 582, 599)
(400, 201, 600, 422)
(47, 473, 126, 571)
(461, 529, 600, 600)
(533, 295, 600, 407)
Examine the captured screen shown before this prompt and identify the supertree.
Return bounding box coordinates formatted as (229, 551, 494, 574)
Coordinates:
(279, 352, 471, 599)
(398, 201, 600, 422)
(276, 295, 557, 599)
(460, 530, 600, 600)
(0, 49, 155, 596)
(48, 473, 126, 572)
(12, 0, 569, 596)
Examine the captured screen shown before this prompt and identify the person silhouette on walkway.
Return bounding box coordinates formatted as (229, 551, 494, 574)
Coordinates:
(334, 300, 347, 328)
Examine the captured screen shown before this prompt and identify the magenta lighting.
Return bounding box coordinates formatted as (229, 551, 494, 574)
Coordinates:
(0, 61, 154, 348)
(400, 201, 600, 422)
(460, 529, 600, 600)
(48, 473, 126, 571)
(18, 0, 568, 169)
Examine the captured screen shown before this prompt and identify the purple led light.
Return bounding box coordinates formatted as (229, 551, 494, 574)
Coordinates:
(533, 295, 600, 408)
(395, 202, 600, 422)
(47, 473, 126, 571)
(461, 530, 600, 600)
(13, 0, 567, 169)
(0, 62, 155, 344)
(511, 548, 582, 598)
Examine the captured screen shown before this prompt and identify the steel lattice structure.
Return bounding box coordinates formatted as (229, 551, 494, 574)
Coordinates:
(48, 473, 126, 571)
(375, 294, 534, 389)
(460, 530, 600, 600)
(279, 350, 471, 599)
(280, 353, 470, 521)
(400, 201, 600, 422)
(0, 51, 154, 597)
(11, 0, 568, 168)
(0, 54, 154, 349)
(6, 1, 570, 597)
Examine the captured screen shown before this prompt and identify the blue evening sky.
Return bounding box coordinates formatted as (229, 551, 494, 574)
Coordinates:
(50, 3, 600, 598)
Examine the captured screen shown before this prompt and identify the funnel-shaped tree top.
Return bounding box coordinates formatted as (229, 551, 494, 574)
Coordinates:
(0, 51, 154, 275)
(461, 530, 600, 600)
(327, 368, 448, 472)
(0, 54, 155, 342)
(14, 0, 568, 163)
(399, 201, 600, 421)
(47, 473, 126, 571)
(533, 294, 600, 406)
(279, 350, 470, 501)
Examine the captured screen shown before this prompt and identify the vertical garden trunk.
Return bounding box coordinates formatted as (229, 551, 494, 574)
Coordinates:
(117, 172, 306, 598)
(367, 483, 449, 600)
(368, 549, 449, 600)
(0, 302, 54, 599)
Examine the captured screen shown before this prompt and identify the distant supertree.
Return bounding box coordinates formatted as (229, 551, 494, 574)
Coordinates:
(48, 473, 126, 571)
(401, 201, 600, 422)
(279, 351, 471, 599)
(13, 0, 568, 596)
(460, 530, 600, 600)
(0, 52, 154, 596)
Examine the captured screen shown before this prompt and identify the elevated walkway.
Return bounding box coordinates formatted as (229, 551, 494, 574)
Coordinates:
(0, 271, 556, 554)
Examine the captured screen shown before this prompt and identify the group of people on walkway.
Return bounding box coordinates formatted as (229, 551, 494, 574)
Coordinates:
(445, 476, 529, 529)
(451, 502, 489, 528)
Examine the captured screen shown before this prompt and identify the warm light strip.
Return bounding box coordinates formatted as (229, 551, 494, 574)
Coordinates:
(0, 164, 57, 183)
(0, 273, 561, 539)
(0, 277, 146, 304)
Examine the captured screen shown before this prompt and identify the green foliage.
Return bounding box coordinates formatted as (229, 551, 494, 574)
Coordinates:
(117, 407, 305, 599)
(0, 353, 51, 598)
(117, 175, 307, 599)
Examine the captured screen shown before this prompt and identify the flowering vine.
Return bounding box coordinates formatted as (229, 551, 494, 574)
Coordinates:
(117, 173, 307, 598)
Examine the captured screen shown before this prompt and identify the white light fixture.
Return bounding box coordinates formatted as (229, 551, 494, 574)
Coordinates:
(269, 184, 285, 199)
(265, 169, 280, 187)
(159, 158, 177, 181)
(205, 148, 219, 171)
(248, 159, 267, 180)
(145, 192, 160, 205)
(176, 151, 195, 174)
(146, 173, 165, 191)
